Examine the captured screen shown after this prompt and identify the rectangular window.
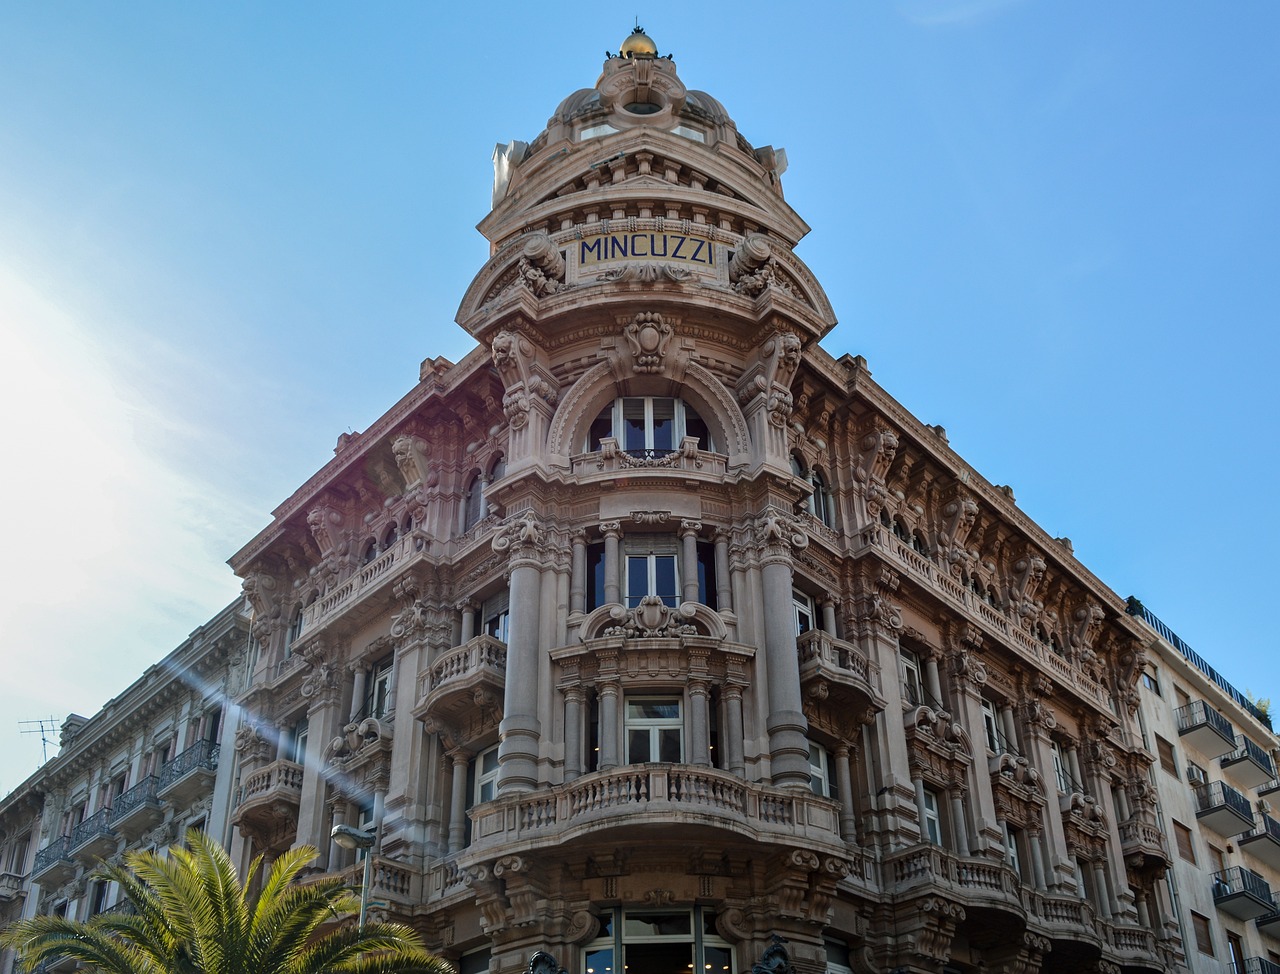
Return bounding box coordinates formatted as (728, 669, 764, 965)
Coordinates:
(695, 540, 718, 610)
(808, 742, 836, 799)
(1050, 741, 1070, 793)
(1173, 820, 1196, 863)
(1156, 736, 1178, 778)
(627, 553, 678, 608)
(1191, 911, 1214, 956)
(901, 650, 923, 707)
(625, 698, 683, 764)
(1005, 824, 1023, 879)
(474, 746, 499, 805)
(793, 591, 816, 635)
(921, 789, 942, 845)
(288, 717, 309, 765)
(366, 657, 394, 719)
(482, 592, 510, 643)
(1141, 666, 1161, 695)
(980, 698, 1000, 753)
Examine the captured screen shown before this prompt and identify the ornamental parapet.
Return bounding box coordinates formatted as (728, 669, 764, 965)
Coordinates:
(232, 758, 304, 836)
(464, 764, 843, 862)
(299, 531, 429, 637)
(569, 441, 728, 483)
(854, 524, 1113, 711)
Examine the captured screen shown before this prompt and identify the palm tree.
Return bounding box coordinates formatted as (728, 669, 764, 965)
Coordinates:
(1, 830, 455, 974)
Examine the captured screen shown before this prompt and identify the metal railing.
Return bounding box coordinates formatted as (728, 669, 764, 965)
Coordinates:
(1242, 958, 1280, 974)
(158, 739, 220, 788)
(1175, 699, 1235, 740)
(1226, 735, 1276, 776)
(109, 776, 160, 820)
(69, 808, 114, 849)
(1213, 866, 1273, 903)
(1196, 780, 1253, 820)
(32, 835, 70, 874)
(1127, 599, 1272, 729)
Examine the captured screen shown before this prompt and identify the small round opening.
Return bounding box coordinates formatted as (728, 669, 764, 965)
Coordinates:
(624, 100, 662, 116)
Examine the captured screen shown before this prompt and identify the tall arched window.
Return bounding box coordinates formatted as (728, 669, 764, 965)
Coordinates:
(588, 397, 712, 456)
(463, 472, 484, 531)
(811, 468, 835, 528)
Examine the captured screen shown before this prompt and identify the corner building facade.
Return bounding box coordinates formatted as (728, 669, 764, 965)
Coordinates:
(229, 34, 1175, 974)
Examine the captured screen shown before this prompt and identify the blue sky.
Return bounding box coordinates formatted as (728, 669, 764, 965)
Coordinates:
(0, 1, 1277, 794)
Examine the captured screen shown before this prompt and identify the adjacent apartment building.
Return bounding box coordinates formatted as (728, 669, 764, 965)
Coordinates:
(4, 28, 1279, 974)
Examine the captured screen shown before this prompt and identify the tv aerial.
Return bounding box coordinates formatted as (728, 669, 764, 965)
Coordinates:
(19, 717, 59, 766)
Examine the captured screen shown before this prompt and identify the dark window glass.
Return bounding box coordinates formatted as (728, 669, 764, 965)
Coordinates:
(589, 407, 612, 451)
(651, 398, 675, 452)
(622, 399, 646, 453)
(696, 541, 717, 609)
(588, 543, 606, 610)
(684, 406, 708, 449)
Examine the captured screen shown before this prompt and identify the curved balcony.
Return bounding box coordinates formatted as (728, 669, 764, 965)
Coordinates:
(413, 635, 507, 727)
(157, 739, 219, 807)
(465, 764, 843, 860)
(569, 439, 728, 485)
(796, 629, 884, 715)
(109, 776, 164, 840)
(1119, 817, 1171, 874)
(886, 844, 1025, 919)
(232, 759, 304, 836)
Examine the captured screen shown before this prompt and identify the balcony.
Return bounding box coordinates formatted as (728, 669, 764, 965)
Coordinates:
(30, 836, 75, 887)
(886, 844, 1023, 917)
(0, 870, 25, 901)
(299, 531, 427, 637)
(412, 634, 507, 727)
(108, 776, 164, 840)
(1256, 909, 1280, 938)
(570, 439, 727, 483)
(1118, 817, 1171, 874)
(1240, 814, 1280, 871)
(466, 764, 843, 859)
(1212, 866, 1275, 920)
(1175, 699, 1237, 757)
(232, 759, 304, 837)
(1242, 959, 1280, 974)
(157, 739, 219, 806)
(796, 630, 884, 715)
(1195, 780, 1255, 835)
(69, 808, 118, 862)
(1222, 734, 1277, 789)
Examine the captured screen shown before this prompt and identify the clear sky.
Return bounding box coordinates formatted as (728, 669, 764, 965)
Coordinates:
(1, 1, 1277, 796)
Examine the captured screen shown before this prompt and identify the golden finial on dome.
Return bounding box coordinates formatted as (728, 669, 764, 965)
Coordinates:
(619, 25, 658, 59)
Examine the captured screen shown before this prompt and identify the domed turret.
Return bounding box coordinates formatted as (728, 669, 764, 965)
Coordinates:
(619, 25, 658, 59)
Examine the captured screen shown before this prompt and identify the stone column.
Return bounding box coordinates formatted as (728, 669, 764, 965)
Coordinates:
(756, 512, 810, 788)
(821, 600, 838, 637)
(949, 787, 972, 856)
(688, 680, 711, 766)
(598, 682, 620, 771)
(494, 514, 547, 795)
(723, 685, 746, 776)
(564, 687, 585, 780)
(834, 744, 857, 840)
(349, 665, 367, 722)
(328, 799, 349, 871)
(458, 599, 477, 644)
(447, 750, 470, 853)
(714, 531, 733, 613)
(1083, 735, 1131, 919)
(570, 530, 587, 615)
(680, 520, 701, 604)
(602, 521, 622, 605)
(1028, 824, 1048, 889)
(1092, 861, 1112, 918)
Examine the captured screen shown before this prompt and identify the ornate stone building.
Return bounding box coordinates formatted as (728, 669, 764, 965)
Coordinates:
(218, 29, 1180, 974)
(0, 599, 248, 974)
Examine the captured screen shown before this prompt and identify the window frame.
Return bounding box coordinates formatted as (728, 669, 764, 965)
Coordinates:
(587, 396, 713, 456)
(625, 696, 684, 764)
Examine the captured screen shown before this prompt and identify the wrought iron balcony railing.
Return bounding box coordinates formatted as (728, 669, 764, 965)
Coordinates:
(158, 739, 220, 788)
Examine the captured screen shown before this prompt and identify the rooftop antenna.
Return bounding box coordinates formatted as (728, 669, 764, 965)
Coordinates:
(19, 717, 59, 766)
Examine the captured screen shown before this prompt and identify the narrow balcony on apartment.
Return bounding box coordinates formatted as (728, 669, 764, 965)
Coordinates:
(1212, 865, 1275, 920)
(1194, 779, 1255, 835)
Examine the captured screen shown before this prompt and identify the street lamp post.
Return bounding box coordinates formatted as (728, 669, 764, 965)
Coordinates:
(330, 823, 377, 931)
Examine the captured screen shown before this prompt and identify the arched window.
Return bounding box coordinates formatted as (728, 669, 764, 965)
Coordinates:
(811, 468, 835, 528)
(489, 453, 506, 482)
(285, 606, 303, 655)
(382, 522, 399, 549)
(362, 539, 378, 565)
(911, 530, 929, 556)
(892, 518, 910, 543)
(587, 397, 712, 456)
(463, 472, 484, 531)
